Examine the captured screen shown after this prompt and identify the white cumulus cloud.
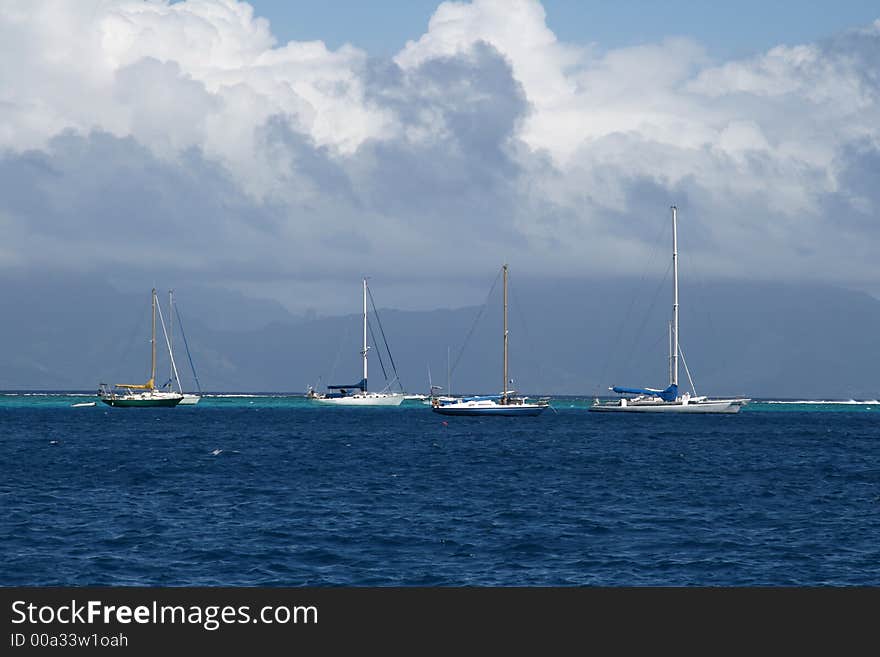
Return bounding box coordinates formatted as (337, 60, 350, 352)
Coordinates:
(0, 0, 879, 313)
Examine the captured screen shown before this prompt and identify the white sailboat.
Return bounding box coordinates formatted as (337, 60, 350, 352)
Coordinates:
(308, 278, 405, 406)
(98, 288, 184, 408)
(589, 206, 750, 414)
(421, 354, 458, 405)
(167, 289, 201, 405)
(431, 265, 550, 417)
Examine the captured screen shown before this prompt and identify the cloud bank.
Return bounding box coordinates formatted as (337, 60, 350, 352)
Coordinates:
(1, 0, 879, 313)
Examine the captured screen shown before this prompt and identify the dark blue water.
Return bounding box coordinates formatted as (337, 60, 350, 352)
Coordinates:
(2, 396, 878, 585)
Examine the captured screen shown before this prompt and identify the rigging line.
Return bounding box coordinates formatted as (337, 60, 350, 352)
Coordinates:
(680, 223, 725, 379)
(155, 297, 182, 392)
(366, 286, 400, 383)
(645, 324, 668, 354)
(593, 214, 671, 395)
(450, 267, 502, 378)
(677, 341, 698, 396)
(326, 320, 352, 386)
(174, 303, 202, 393)
(508, 279, 543, 391)
(114, 299, 151, 384)
(619, 258, 672, 382)
(367, 318, 389, 382)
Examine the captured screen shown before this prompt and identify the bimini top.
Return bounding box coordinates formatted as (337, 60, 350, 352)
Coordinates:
(611, 383, 678, 402)
(327, 378, 367, 391)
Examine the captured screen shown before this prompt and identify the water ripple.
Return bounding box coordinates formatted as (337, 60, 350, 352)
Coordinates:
(1, 402, 878, 585)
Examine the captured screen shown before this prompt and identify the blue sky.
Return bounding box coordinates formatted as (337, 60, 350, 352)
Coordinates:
(246, 0, 880, 60)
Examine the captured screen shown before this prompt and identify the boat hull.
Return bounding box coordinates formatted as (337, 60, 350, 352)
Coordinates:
(312, 393, 405, 406)
(178, 394, 201, 405)
(100, 395, 183, 408)
(589, 399, 747, 414)
(432, 405, 548, 416)
(431, 398, 550, 416)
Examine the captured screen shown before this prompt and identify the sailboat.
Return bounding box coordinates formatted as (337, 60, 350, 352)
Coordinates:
(167, 289, 201, 405)
(307, 278, 406, 406)
(98, 288, 184, 408)
(431, 265, 550, 416)
(589, 206, 750, 414)
(420, 355, 457, 405)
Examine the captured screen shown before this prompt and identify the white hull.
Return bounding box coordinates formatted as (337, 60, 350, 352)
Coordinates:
(423, 395, 457, 405)
(432, 398, 549, 416)
(310, 278, 407, 408)
(313, 392, 405, 406)
(595, 208, 750, 417)
(99, 390, 184, 407)
(432, 266, 547, 419)
(178, 394, 201, 405)
(590, 398, 749, 414)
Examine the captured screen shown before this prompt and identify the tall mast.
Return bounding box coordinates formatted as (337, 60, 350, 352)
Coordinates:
(150, 288, 157, 389)
(168, 289, 174, 391)
(362, 278, 368, 392)
(503, 264, 509, 403)
(671, 206, 679, 388)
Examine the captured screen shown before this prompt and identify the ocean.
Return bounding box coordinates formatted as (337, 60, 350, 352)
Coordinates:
(2, 394, 878, 586)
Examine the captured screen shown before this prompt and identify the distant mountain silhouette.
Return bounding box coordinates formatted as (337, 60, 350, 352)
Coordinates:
(1, 272, 878, 399)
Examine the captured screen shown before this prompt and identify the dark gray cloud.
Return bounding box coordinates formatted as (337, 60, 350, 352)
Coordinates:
(0, 39, 537, 311)
(1, 2, 880, 314)
(0, 130, 281, 282)
(354, 42, 528, 236)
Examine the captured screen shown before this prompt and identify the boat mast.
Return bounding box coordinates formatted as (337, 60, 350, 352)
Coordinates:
(362, 277, 368, 393)
(671, 206, 679, 388)
(150, 288, 157, 390)
(503, 264, 508, 404)
(169, 289, 174, 391)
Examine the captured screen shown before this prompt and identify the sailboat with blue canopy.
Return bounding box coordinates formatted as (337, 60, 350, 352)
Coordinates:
(589, 207, 750, 414)
(307, 279, 405, 406)
(431, 264, 550, 417)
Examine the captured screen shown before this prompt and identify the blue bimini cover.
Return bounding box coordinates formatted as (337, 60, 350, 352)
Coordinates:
(328, 378, 367, 392)
(612, 383, 678, 402)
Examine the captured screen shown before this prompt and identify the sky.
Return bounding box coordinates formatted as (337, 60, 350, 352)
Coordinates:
(1, 0, 879, 316)
(250, 0, 880, 61)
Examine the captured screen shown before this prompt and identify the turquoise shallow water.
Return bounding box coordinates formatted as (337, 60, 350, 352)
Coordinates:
(2, 391, 878, 586)
(4, 391, 880, 412)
